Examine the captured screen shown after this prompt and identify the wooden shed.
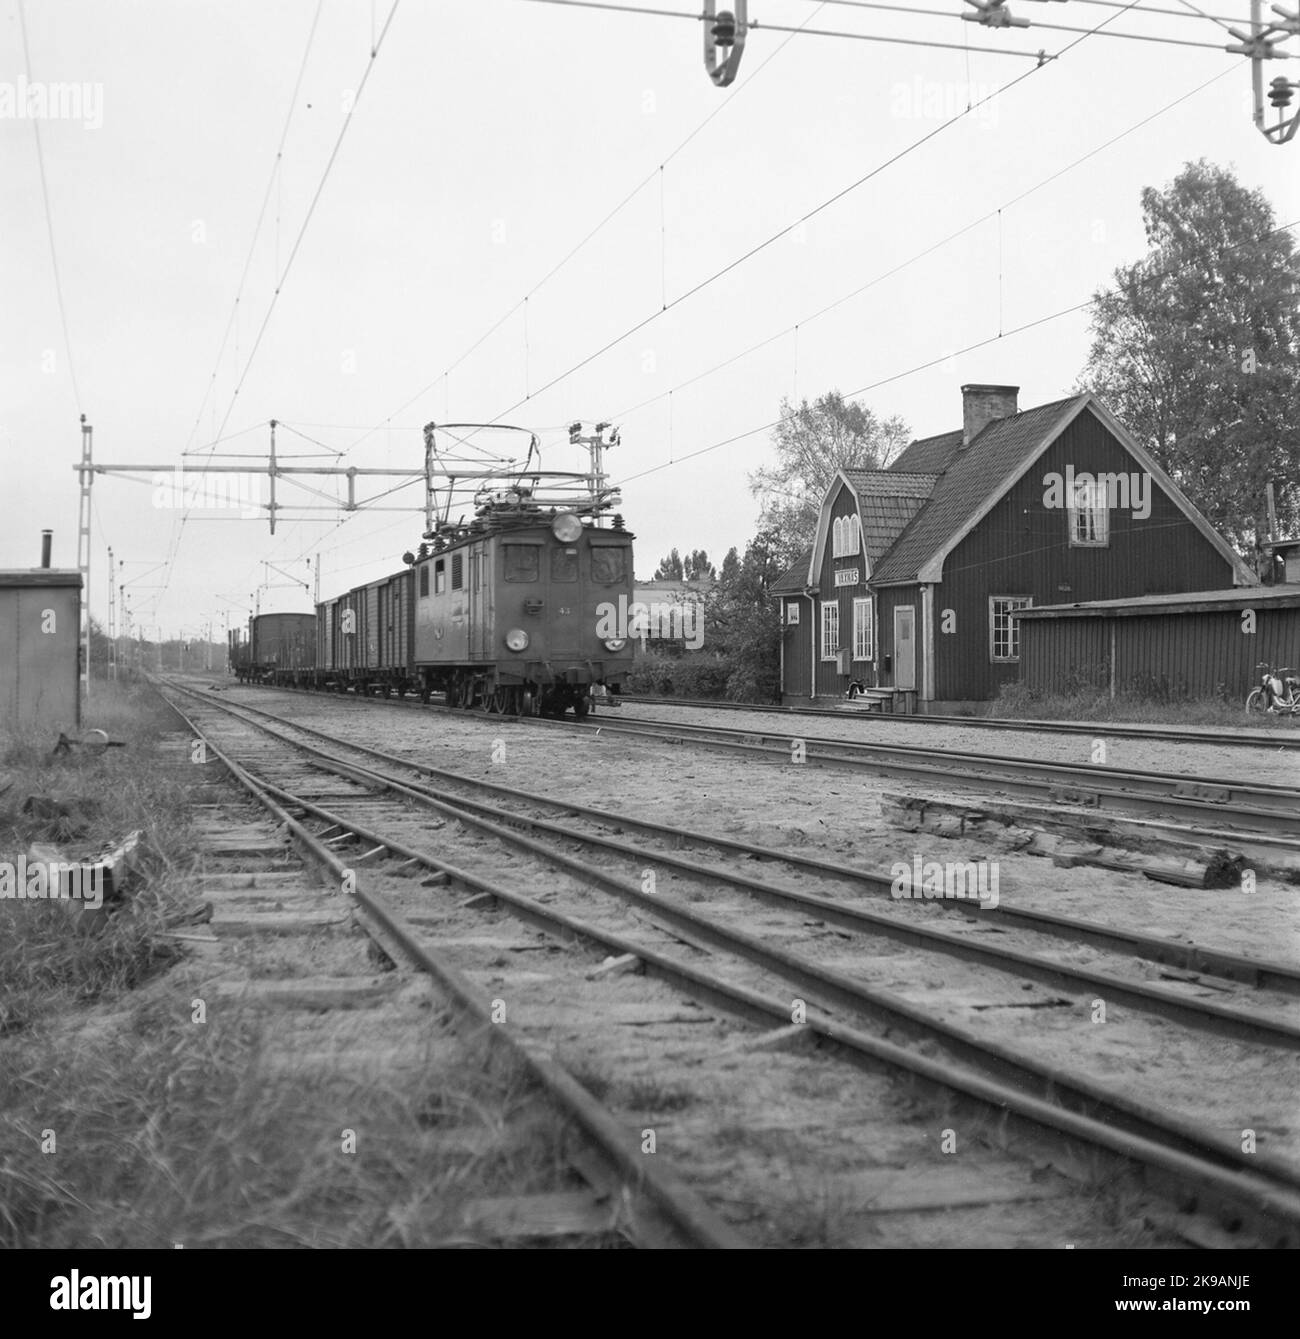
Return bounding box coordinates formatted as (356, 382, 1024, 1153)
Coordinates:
(1016, 585, 1300, 701)
(0, 568, 83, 735)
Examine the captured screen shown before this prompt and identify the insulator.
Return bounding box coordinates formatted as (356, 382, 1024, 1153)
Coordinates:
(713, 11, 736, 46)
(1269, 77, 1294, 109)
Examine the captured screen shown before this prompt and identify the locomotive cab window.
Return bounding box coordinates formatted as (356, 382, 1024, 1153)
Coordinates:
(418, 565, 429, 598)
(589, 545, 627, 585)
(503, 544, 541, 582)
(451, 554, 463, 590)
(435, 559, 446, 595)
(551, 546, 578, 582)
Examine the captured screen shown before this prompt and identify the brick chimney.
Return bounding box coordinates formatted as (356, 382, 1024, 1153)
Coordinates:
(961, 384, 1019, 447)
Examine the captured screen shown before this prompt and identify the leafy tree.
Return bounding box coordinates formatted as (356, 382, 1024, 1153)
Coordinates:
(652, 548, 684, 580)
(683, 549, 716, 583)
(749, 390, 910, 563)
(705, 526, 789, 702)
(1079, 160, 1300, 567)
(718, 546, 741, 591)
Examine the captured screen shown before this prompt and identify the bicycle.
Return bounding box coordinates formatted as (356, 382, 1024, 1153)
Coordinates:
(1246, 662, 1300, 715)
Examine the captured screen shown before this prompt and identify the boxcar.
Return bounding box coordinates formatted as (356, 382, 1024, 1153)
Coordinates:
(316, 569, 413, 695)
(231, 612, 317, 685)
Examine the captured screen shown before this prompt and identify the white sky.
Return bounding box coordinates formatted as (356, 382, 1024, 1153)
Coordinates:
(3, 0, 1297, 639)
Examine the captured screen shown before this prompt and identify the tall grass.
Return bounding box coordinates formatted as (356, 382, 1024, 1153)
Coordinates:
(0, 1008, 586, 1248)
(1, 681, 610, 1249)
(990, 681, 1299, 729)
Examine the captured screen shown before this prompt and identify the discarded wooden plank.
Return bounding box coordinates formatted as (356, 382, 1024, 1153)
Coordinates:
(461, 1191, 616, 1241)
(880, 791, 1247, 889)
(585, 953, 642, 980)
(723, 1024, 812, 1055)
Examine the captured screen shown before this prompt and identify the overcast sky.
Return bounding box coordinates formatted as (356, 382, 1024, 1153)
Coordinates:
(3, 0, 1297, 639)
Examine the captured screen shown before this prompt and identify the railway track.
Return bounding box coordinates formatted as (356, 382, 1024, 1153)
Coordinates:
(565, 712, 1300, 839)
(159, 690, 744, 1249)
(619, 693, 1300, 752)
(208, 675, 1300, 850)
(161, 678, 1300, 1246)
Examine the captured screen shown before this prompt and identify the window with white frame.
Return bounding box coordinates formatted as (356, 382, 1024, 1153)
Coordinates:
(852, 596, 873, 661)
(1069, 478, 1109, 546)
(786, 601, 800, 626)
(989, 596, 1032, 662)
(832, 513, 861, 558)
(820, 601, 839, 660)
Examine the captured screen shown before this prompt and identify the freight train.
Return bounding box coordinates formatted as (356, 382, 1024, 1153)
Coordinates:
(229, 497, 636, 718)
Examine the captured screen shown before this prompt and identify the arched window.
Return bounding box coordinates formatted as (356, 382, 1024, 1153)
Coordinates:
(831, 517, 842, 557)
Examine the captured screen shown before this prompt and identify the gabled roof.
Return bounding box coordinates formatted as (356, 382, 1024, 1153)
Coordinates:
(869, 394, 1254, 587)
(871, 397, 1079, 585)
(771, 547, 814, 596)
(842, 470, 940, 563)
(808, 468, 939, 580)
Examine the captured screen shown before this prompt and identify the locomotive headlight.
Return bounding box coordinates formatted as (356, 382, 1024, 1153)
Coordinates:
(603, 638, 627, 652)
(504, 628, 529, 652)
(552, 512, 584, 543)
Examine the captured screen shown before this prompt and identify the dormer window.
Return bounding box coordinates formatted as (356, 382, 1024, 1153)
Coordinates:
(832, 514, 861, 558)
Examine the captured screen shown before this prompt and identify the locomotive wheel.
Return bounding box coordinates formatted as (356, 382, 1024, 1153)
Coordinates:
(573, 696, 590, 721)
(491, 686, 510, 714)
(519, 689, 535, 717)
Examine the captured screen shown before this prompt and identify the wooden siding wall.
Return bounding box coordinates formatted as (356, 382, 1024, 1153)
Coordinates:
(813, 482, 873, 696)
(931, 407, 1237, 701)
(873, 585, 920, 692)
(780, 595, 814, 698)
(1021, 607, 1300, 700)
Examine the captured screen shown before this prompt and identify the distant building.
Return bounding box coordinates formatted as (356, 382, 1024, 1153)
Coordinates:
(631, 578, 710, 651)
(774, 383, 1253, 710)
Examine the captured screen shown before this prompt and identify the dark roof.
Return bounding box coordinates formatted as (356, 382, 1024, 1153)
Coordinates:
(1016, 583, 1291, 619)
(888, 429, 964, 475)
(841, 470, 939, 563)
(0, 569, 83, 588)
(870, 396, 1081, 585)
(771, 547, 814, 595)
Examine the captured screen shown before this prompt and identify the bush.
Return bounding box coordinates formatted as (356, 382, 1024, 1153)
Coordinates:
(625, 652, 732, 698)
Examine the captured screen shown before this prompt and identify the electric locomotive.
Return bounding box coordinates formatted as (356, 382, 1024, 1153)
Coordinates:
(403, 492, 636, 717)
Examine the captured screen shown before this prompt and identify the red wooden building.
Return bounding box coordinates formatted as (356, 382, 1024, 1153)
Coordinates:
(773, 384, 1254, 710)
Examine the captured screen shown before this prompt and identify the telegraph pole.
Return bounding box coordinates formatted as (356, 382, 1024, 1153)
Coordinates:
(107, 546, 116, 682)
(76, 416, 93, 698)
